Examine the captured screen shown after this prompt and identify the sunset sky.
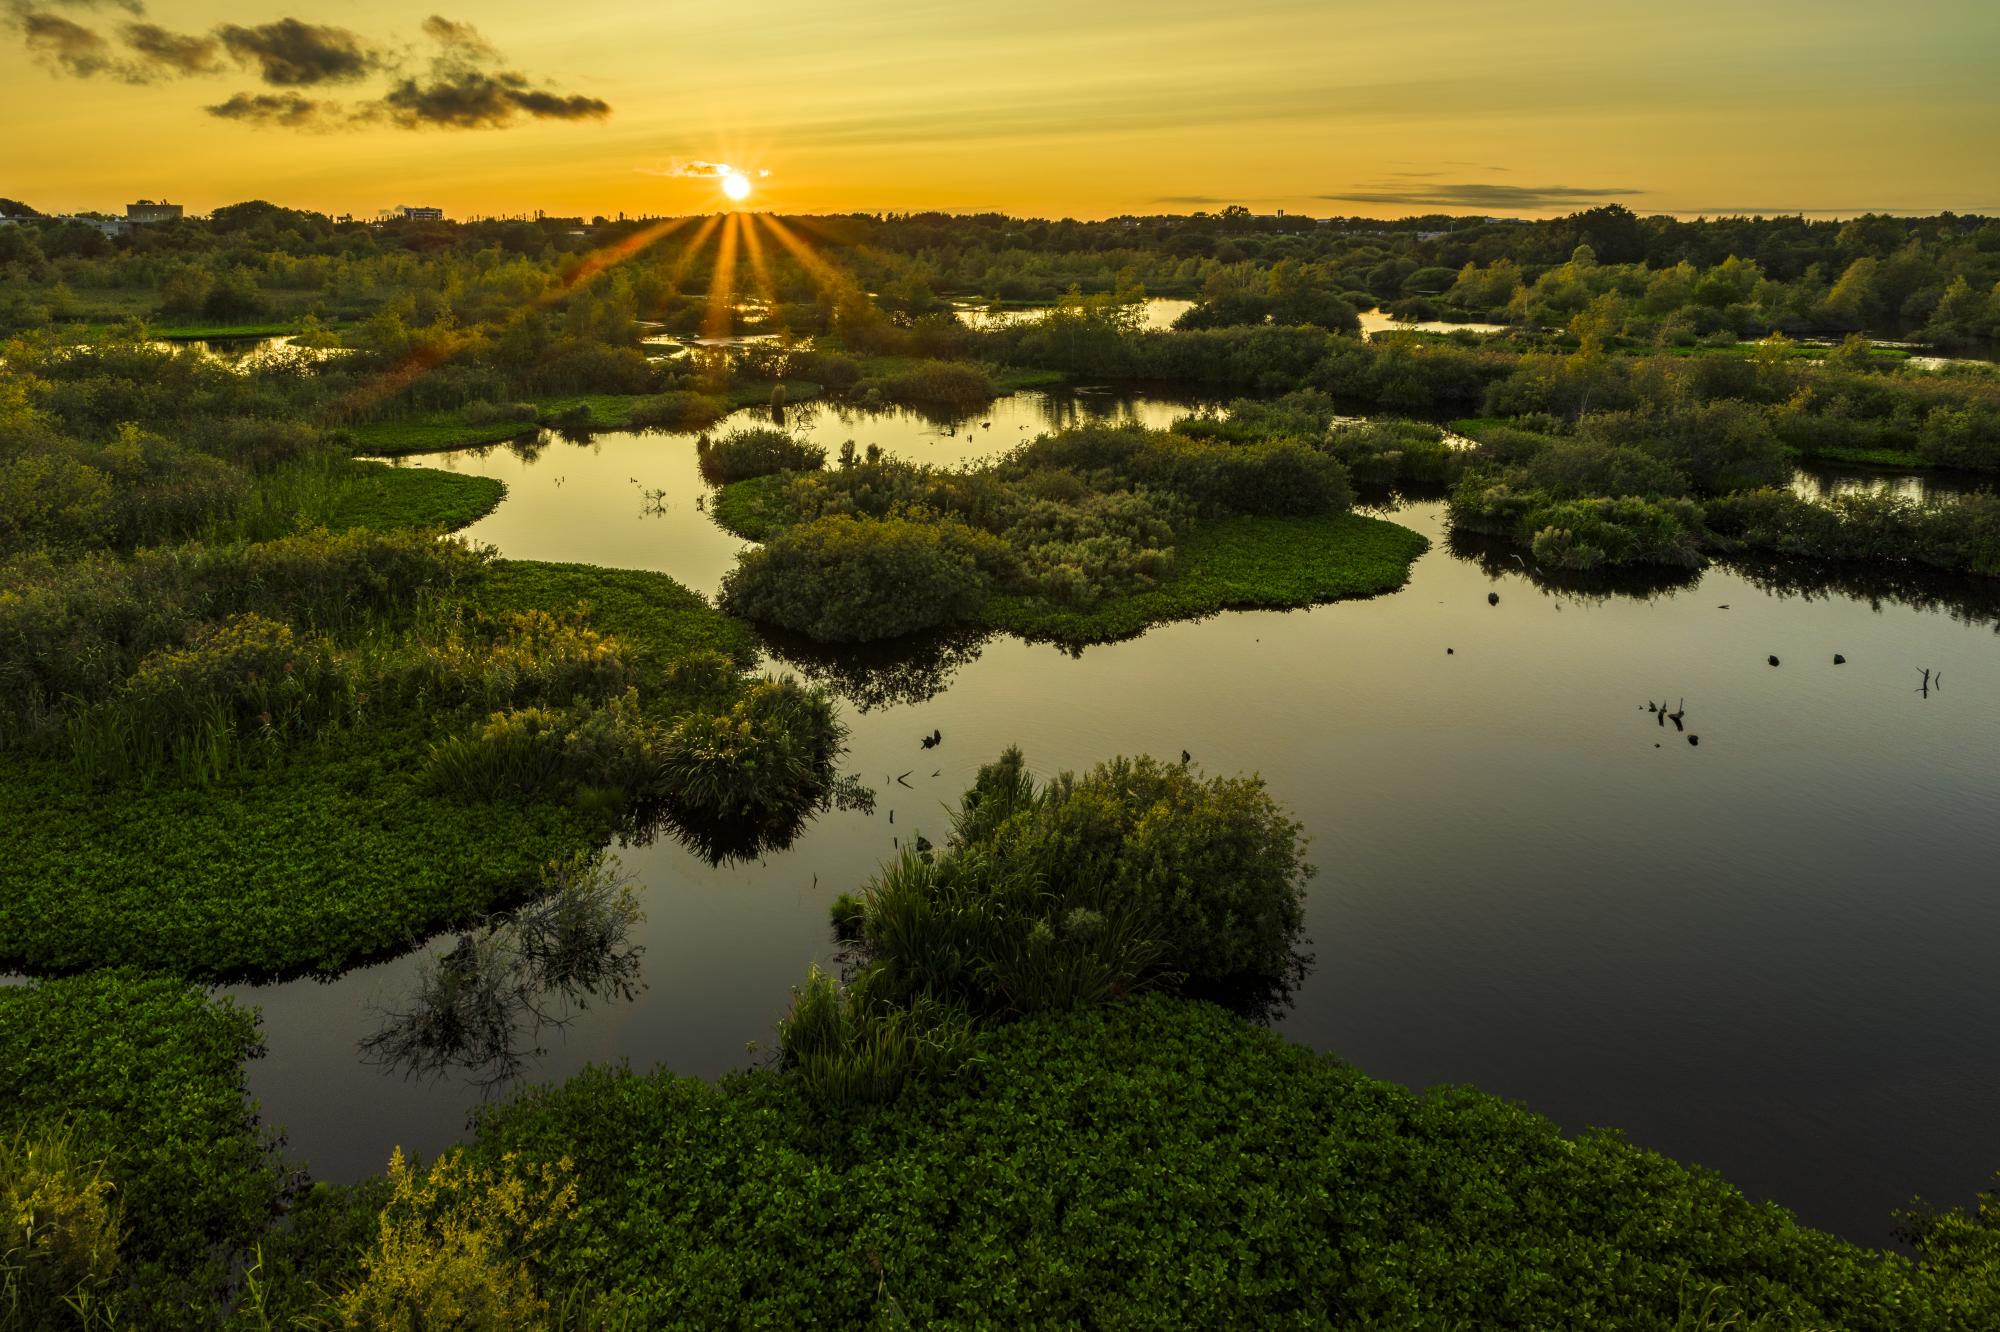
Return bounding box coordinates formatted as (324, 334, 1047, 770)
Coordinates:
(6, 0, 1996, 220)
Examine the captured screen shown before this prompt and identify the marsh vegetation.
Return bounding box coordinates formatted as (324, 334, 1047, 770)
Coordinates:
(4, 201, 1999, 1326)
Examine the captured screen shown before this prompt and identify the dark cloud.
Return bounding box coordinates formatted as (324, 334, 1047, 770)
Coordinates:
(372, 69, 609, 129)
(216, 18, 379, 86)
(205, 90, 339, 128)
(420, 14, 495, 58)
(121, 21, 220, 75)
(13, 6, 610, 133)
(20, 11, 118, 77)
(1317, 183, 1642, 210)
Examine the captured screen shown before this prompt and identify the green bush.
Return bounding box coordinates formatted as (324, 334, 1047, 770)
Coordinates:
(66, 611, 355, 783)
(856, 360, 998, 414)
(694, 428, 826, 483)
(720, 514, 1013, 642)
(624, 390, 732, 432)
(841, 747, 1310, 1020)
(654, 676, 847, 824)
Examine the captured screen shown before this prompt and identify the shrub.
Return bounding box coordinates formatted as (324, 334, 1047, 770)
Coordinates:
(720, 514, 1013, 641)
(695, 428, 826, 484)
(332, 1147, 576, 1331)
(461, 400, 540, 427)
(654, 676, 847, 824)
(0, 1128, 125, 1328)
(624, 390, 732, 432)
(1324, 420, 1464, 488)
(424, 690, 654, 803)
(775, 966, 978, 1110)
(842, 747, 1311, 1021)
(66, 611, 354, 783)
(856, 360, 997, 414)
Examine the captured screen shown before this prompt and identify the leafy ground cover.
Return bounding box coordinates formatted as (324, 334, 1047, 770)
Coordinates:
(319, 460, 504, 532)
(465, 995, 1994, 1329)
(0, 560, 756, 979)
(0, 971, 280, 1318)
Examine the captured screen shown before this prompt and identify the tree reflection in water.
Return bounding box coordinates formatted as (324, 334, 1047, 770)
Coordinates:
(361, 851, 644, 1089)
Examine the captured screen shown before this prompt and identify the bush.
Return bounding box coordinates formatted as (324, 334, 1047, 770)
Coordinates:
(624, 390, 732, 432)
(775, 966, 978, 1110)
(0, 1128, 125, 1328)
(331, 1147, 576, 1331)
(654, 676, 847, 825)
(842, 747, 1311, 1021)
(720, 514, 1013, 641)
(856, 360, 998, 414)
(66, 611, 354, 783)
(461, 400, 540, 427)
(1324, 419, 1465, 488)
(695, 428, 825, 484)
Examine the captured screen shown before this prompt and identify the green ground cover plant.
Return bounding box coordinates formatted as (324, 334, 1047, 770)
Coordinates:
(463, 995, 2000, 1329)
(0, 972, 280, 1323)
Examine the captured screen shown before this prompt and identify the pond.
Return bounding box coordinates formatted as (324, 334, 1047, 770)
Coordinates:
(249, 391, 2000, 1247)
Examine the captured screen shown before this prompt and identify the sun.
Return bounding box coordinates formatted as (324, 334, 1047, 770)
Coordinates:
(721, 171, 752, 202)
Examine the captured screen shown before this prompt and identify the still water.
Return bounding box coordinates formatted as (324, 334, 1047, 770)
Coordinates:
(254, 393, 2000, 1246)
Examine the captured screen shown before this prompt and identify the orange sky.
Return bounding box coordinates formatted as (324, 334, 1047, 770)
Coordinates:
(6, 0, 1996, 219)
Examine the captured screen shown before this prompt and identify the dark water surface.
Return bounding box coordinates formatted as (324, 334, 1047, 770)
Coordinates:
(245, 394, 2000, 1246)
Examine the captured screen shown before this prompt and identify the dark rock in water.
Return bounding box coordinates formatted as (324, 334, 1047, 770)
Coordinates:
(1768, 655, 1780, 667)
(1487, 592, 1500, 606)
(1834, 654, 1846, 665)
(1688, 735, 1700, 746)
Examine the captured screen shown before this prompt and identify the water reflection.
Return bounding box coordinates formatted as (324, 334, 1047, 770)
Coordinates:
(361, 853, 644, 1089)
(762, 629, 997, 712)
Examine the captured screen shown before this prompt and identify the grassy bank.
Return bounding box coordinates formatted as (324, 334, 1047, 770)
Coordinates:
(984, 511, 1427, 643)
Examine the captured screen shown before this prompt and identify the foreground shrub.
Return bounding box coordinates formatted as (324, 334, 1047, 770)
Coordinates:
(332, 1147, 576, 1331)
(720, 514, 1013, 641)
(695, 427, 825, 483)
(66, 611, 353, 783)
(0, 1129, 124, 1328)
(1324, 419, 1465, 488)
(856, 360, 997, 413)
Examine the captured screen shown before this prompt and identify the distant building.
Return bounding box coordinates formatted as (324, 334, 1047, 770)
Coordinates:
(397, 206, 445, 222)
(125, 200, 182, 224)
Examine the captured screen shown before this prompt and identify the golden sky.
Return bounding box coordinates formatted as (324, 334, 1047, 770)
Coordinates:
(6, 0, 1996, 219)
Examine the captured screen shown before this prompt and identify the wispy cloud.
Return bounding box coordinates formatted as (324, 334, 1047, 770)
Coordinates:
(205, 90, 337, 129)
(641, 161, 771, 181)
(1318, 183, 1642, 210)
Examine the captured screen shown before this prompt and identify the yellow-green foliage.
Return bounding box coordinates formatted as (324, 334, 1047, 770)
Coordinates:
(333, 1148, 576, 1331)
(1, 1128, 124, 1329)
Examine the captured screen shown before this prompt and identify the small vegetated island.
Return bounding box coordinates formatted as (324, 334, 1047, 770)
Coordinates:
(2, 202, 1998, 1326)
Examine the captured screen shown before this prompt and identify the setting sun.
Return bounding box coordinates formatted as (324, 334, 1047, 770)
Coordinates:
(722, 171, 752, 202)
